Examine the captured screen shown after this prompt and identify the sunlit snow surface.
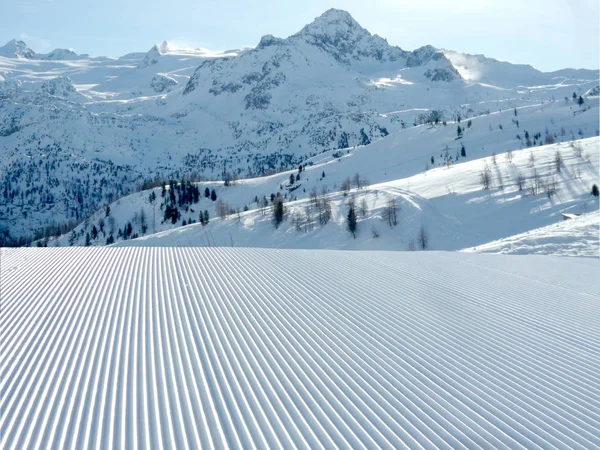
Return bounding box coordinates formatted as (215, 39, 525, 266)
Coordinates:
(1, 248, 599, 449)
(464, 210, 599, 257)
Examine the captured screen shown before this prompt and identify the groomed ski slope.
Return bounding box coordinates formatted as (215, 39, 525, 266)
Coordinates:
(1, 248, 599, 449)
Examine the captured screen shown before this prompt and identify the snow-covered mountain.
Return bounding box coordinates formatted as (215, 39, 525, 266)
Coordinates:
(0, 39, 36, 59)
(0, 8, 598, 243)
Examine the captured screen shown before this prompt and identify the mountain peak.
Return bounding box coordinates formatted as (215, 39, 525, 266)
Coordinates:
(0, 39, 36, 59)
(158, 41, 170, 54)
(317, 8, 356, 23)
(39, 48, 79, 61)
(290, 9, 407, 68)
(296, 9, 366, 39)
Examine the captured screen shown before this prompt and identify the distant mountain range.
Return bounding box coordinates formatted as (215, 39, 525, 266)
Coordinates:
(0, 8, 598, 242)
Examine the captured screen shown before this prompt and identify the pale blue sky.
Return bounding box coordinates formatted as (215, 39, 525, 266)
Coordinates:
(4, 0, 599, 71)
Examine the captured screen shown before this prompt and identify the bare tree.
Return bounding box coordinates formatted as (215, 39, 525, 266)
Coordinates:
(554, 149, 564, 173)
(217, 199, 228, 219)
(371, 226, 380, 239)
(340, 177, 352, 195)
(572, 142, 583, 158)
(318, 188, 332, 225)
(505, 150, 514, 164)
(496, 170, 504, 190)
(516, 170, 526, 191)
(309, 187, 319, 208)
(546, 176, 558, 198)
(292, 209, 304, 231)
(304, 206, 313, 232)
(480, 163, 492, 190)
(528, 151, 536, 166)
(382, 198, 398, 227)
(491, 153, 497, 165)
(417, 225, 429, 250)
(353, 172, 363, 189)
(260, 196, 269, 216)
(360, 196, 369, 217)
(529, 169, 543, 196)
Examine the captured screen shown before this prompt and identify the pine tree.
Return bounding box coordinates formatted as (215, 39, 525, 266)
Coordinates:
(461, 144, 466, 158)
(203, 210, 209, 225)
(347, 200, 357, 238)
(105, 205, 111, 217)
(91, 225, 98, 240)
(85, 232, 91, 247)
(417, 225, 428, 250)
(592, 184, 599, 197)
(578, 96, 585, 106)
(273, 197, 284, 229)
(210, 189, 217, 201)
(205, 187, 210, 198)
(147, 191, 157, 233)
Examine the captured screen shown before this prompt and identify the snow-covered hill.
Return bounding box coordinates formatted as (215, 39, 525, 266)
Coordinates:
(51, 125, 599, 255)
(464, 210, 599, 257)
(1, 9, 598, 243)
(2, 247, 598, 448)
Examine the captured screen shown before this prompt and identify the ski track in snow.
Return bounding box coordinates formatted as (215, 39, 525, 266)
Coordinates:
(1, 248, 599, 449)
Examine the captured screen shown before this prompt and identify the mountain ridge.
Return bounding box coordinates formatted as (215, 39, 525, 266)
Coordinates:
(0, 9, 598, 243)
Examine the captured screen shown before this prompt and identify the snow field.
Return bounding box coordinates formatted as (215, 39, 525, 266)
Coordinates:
(464, 210, 599, 257)
(1, 248, 599, 448)
(103, 136, 599, 255)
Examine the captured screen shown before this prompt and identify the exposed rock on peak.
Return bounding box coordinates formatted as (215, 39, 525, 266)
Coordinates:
(406, 45, 439, 67)
(39, 76, 78, 97)
(151, 74, 178, 93)
(138, 45, 161, 68)
(0, 39, 36, 59)
(39, 48, 80, 60)
(257, 35, 284, 50)
(291, 9, 407, 67)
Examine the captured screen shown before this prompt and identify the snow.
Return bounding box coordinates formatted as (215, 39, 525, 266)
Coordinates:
(54, 136, 597, 256)
(0, 40, 36, 59)
(1, 247, 598, 448)
(464, 210, 600, 257)
(0, 9, 598, 246)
